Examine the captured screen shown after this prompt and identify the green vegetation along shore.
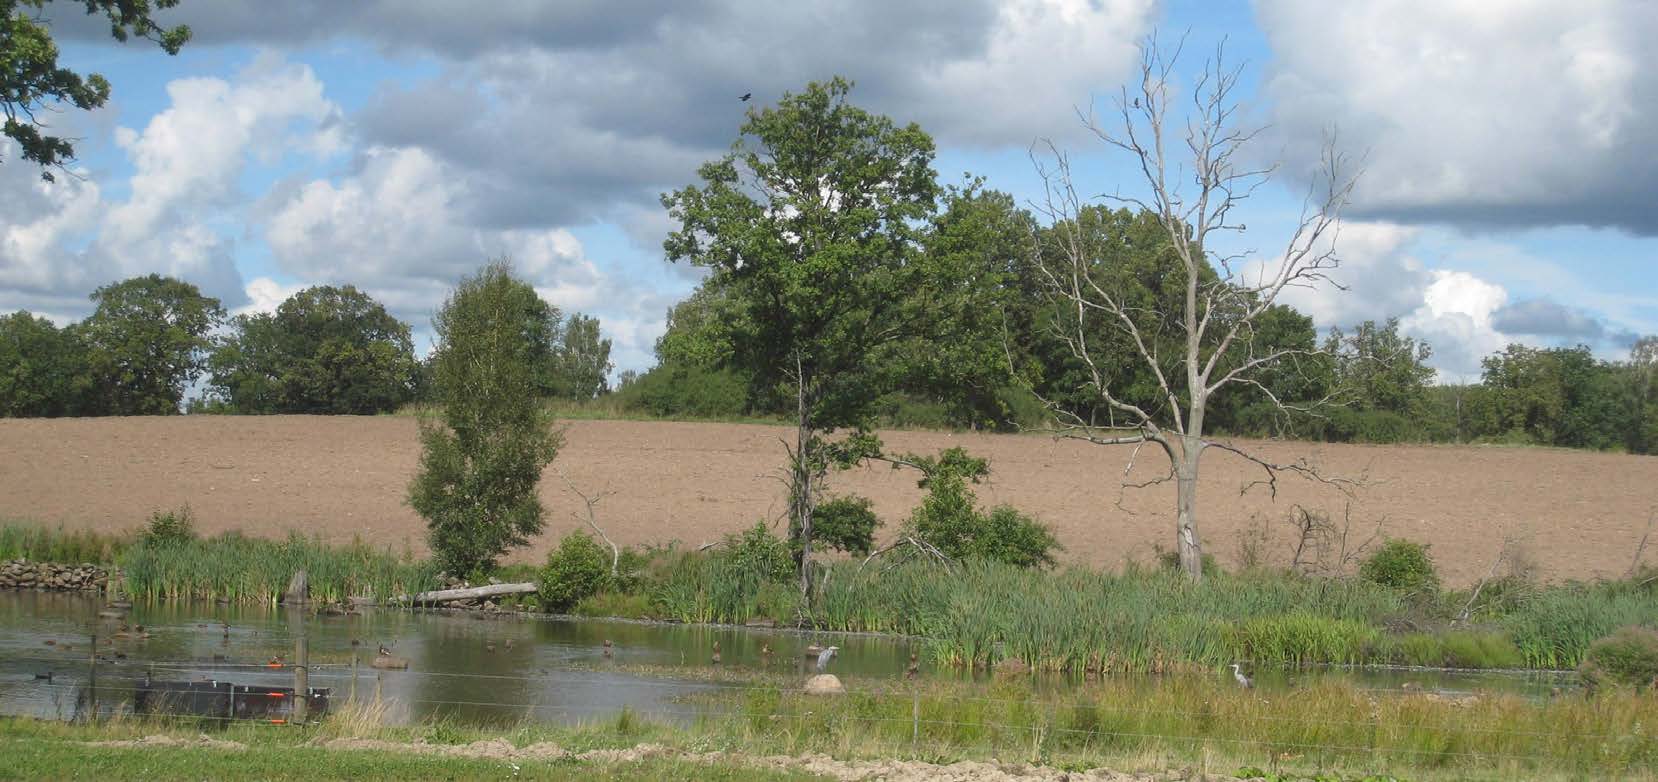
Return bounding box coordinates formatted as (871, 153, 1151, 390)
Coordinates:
(7, 517, 1658, 674)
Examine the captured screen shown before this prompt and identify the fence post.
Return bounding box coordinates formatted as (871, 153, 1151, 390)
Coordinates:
(349, 648, 358, 704)
(292, 610, 309, 724)
(911, 686, 919, 754)
(87, 632, 97, 724)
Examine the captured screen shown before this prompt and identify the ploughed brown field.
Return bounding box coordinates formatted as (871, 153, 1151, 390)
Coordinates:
(1, 416, 1654, 585)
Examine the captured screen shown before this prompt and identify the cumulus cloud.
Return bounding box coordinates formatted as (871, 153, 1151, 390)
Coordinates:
(0, 56, 340, 318)
(1257, 0, 1658, 234)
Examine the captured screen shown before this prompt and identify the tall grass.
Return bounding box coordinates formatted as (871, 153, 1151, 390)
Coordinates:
(120, 531, 441, 604)
(0, 522, 133, 563)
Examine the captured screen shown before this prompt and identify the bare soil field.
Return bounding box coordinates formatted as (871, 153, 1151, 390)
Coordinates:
(1, 416, 1653, 584)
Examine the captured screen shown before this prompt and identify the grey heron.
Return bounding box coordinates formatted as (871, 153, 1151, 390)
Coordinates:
(815, 645, 839, 672)
(1229, 663, 1253, 689)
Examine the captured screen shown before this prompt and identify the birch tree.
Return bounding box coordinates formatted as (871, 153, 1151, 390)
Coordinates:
(1031, 38, 1358, 581)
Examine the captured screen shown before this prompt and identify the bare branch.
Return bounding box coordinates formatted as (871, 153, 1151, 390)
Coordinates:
(555, 468, 620, 577)
(1203, 439, 1364, 499)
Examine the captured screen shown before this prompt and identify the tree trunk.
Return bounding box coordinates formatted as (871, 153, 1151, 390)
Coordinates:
(1175, 439, 1204, 582)
(393, 582, 536, 605)
(794, 375, 815, 602)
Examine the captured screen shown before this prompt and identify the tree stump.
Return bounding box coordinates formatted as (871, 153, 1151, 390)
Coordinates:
(285, 570, 309, 604)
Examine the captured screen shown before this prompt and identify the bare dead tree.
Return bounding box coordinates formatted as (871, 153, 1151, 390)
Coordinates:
(1027, 35, 1361, 580)
(555, 469, 620, 578)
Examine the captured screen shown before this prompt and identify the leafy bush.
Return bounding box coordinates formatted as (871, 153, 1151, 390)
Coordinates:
(1578, 626, 1658, 691)
(722, 522, 795, 583)
(142, 507, 197, 544)
(904, 448, 1060, 568)
(1360, 538, 1439, 595)
(617, 364, 751, 419)
(539, 532, 611, 611)
(810, 495, 879, 556)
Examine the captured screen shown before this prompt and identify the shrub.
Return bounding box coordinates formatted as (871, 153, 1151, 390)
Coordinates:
(903, 448, 1060, 569)
(810, 495, 879, 556)
(1155, 545, 1219, 577)
(722, 522, 795, 584)
(539, 532, 611, 611)
(142, 507, 197, 544)
(1360, 538, 1439, 595)
(1578, 626, 1658, 691)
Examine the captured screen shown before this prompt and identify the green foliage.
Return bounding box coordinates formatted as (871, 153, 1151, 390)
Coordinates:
(663, 77, 947, 571)
(409, 261, 563, 577)
(539, 531, 612, 611)
(2, 0, 190, 179)
(901, 447, 1060, 569)
(120, 530, 440, 604)
(0, 522, 130, 563)
(207, 285, 418, 414)
(1360, 539, 1440, 596)
(1578, 626, 1658, 691)
(76, 274, 224, 415)
(0, 310, 93, 416)
(549, 313, 613, 399)
(616, 364, 751, 419)
(808, 495, 879, 556)
(140, 506, 196, 544)
(651, 524, 799, 624)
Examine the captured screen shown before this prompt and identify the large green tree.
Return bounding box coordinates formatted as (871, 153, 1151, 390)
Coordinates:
(77, 273, 222, 415)
(1476, 344, 1625, 450)
(408, 261, 562, 577)
(3, 0, 190, 179)
(662, 77, 940, 597)
(0, 310, 92, 416)
(207, 285, 419, 414)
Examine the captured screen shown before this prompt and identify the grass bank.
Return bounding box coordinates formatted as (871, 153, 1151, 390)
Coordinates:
(4, 672, 1656, 781)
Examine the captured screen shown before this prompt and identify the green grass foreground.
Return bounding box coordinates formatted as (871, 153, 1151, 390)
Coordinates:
(2, 672, 1656, 781)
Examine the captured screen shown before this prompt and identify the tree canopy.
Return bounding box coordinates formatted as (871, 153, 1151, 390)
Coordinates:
(207, 285, 419, 415)
(2, 0, 191, 179)
(77, 273, 222, 415)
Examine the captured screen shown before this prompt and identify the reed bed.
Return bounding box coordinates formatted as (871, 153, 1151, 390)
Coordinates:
(119, 531, 441, 604)
(0, 522, 133, 564)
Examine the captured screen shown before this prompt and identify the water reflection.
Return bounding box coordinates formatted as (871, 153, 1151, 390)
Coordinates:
(0, 591, 1571, 727)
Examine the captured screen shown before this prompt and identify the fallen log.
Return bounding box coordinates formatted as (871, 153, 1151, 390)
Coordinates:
(392, 582, 537, 606)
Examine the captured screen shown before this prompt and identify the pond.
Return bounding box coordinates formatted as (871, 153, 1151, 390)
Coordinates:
(0, 591, 1573, 726)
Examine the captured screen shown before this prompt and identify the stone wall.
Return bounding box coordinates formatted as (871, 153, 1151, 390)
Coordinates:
(0, 560, 109, 591)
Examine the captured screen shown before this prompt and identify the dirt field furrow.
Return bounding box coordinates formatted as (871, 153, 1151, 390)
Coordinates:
(1, 416, 1653, 584)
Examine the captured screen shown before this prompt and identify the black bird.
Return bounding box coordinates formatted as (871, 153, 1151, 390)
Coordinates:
(739, 92, 752, 102)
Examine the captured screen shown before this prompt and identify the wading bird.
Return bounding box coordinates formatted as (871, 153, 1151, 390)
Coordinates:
(815, 646, 839, 673)
(1229, 663, 1253, 689)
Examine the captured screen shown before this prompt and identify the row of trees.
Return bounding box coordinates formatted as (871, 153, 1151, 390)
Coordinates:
(0, 276, 613, 417)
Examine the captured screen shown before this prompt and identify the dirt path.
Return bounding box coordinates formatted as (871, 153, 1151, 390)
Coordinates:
(1, 416, 1653, 584)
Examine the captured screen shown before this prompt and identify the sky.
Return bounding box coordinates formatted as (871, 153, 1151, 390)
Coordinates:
(3, 0, 1654, 382)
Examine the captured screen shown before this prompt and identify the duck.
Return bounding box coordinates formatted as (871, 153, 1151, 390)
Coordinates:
(602, 639, 613, 659)
(371, 644, 410, 670)
(711, 640, 722, 665)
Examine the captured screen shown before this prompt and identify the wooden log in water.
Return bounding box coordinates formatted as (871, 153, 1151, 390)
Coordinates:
(391, 582, 537, 606)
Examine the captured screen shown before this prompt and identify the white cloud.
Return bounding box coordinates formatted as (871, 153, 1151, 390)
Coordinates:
(1400, 270, 1510, 381)
(235, 277, 309, 317)
(0, 55, 341, 318)
(1257, 0, 1658, 233)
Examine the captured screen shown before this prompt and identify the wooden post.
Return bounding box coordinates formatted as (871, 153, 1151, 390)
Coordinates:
(349, 649, 358, 704)
(292, 610, 309, 724)
(87, 632, 97, 724)
(911, 686, 919, 753)
(374, 671, 383, 707)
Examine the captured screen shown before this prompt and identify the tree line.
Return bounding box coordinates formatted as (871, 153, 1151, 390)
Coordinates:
(0, 274, 613, 417)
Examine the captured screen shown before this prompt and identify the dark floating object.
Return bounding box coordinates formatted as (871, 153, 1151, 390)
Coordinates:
(34, 672, 52, 682)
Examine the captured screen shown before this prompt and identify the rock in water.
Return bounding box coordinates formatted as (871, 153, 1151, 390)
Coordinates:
(285, 570, 309, 604)
(804, 674, 845, 695)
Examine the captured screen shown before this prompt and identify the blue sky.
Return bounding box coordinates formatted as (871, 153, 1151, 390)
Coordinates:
(4, 0, 1653, 381)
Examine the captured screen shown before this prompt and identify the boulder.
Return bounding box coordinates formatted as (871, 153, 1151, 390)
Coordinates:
(803, 674, 845, 695)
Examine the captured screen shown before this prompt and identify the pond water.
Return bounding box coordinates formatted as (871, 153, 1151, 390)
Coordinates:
(0, 592, 1573, 726)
